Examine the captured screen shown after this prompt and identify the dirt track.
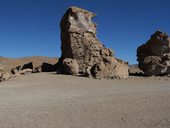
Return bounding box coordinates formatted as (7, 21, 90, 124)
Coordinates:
(0, 73, 170, 128)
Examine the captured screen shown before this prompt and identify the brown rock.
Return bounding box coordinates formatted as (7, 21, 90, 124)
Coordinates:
(113, 60, 129, 79)
(63, 58, 79, 75)
(91, 57, 117, 79)
(137, 31, 170, 76)
(11, 68, 21, 77)
(91, 57, 128, 79)
(20, 69, 33, 75)
(57, 6, 129, 79)
(0, 66, 3, 78)
(33, 65, 42, 73)
(0, 72, 3, 78)
(1, 72, 11, 81)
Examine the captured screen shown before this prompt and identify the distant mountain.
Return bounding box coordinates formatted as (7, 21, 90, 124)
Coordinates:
(129, 64, 138, 68)
(129, 64, 143, 74)
(0, 56, 58, 72)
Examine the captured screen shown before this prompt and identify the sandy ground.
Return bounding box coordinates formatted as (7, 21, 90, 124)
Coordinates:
(0, 73, 170, 128)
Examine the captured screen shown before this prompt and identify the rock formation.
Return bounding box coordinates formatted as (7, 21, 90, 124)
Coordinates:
(137, 31, 170, 76)
(57, 6, 129, 79)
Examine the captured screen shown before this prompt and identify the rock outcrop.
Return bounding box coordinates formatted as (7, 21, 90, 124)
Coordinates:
(137, 31, 170, 76)
(57, 6, 129, 79)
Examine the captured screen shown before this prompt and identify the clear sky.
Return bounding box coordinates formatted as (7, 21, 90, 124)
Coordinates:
(0, 0, 170, 64)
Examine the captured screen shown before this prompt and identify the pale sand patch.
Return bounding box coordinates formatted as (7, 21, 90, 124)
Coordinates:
(0, 73, 170, 128)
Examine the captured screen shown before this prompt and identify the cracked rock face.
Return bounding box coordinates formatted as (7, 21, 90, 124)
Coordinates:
(137, 31, 170, 76)
(58, 6, 129, 79)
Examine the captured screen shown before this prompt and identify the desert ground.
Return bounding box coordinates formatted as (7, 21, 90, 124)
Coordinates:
(0, 72, 170, 128)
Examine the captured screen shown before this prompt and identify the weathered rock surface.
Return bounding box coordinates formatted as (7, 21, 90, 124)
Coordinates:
(11, 68, 21, 77)
(91, 57, 129, 79)
(0, 72, 11, 81)
(0, 72, 3, 78)
(137, 31, 170, 76)
(0, 66, 3, 78)
(20, 69, 33, 75)
(63, 58, 79, 75)
(11, 62, 33, 75)
(57, 6, 129, 79)
(33, 65, 42, 73)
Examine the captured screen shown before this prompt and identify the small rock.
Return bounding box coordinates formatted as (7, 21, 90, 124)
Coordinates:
(20, 69, 33, 75)
(1, 72, 11, 81)
(33, 65, 42, 73)
(11, 68, 21, 77)
(63, 58, 79, 75)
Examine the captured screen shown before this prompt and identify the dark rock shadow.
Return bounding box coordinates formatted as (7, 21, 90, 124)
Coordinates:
(22, 62, 33, 70)
(42, 63, 56, 72)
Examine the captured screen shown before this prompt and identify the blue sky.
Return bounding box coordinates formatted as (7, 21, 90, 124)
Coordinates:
(0, 0, 170, 64)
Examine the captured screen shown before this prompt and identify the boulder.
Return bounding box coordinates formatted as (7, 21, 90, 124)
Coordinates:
(15, 62, 33, 72)
(0, 66, 3, 78)
(63, 58, 79, 75)
(20, 69, 33, 75)
(0, 72, 3, 78)
(41, 63, 56, 72)
(11, 62, 34, 76)
(22, 62, 33, 70)
(0, 72, 11, 81)
(91, 57, 128, 79)
(0, 66, 12, 82)
(57, 6, 129, 79)
(11, 68, 21, 77)
(33, 65, 42, 73)
(137, 31, 170, 76)
(113, 60, 129, 79)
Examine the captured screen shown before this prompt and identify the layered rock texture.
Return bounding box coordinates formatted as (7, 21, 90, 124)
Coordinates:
(137, 31, 170, 76)
(57, 6, 129, 79)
